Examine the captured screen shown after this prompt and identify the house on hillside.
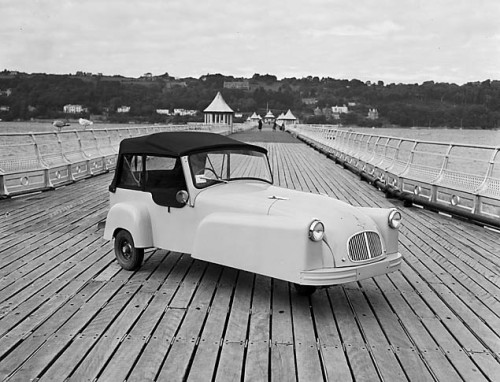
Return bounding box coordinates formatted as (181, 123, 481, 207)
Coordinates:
(63, 104, 86, 114)
(331, 105, 349, 120)
(367, 108, 379, 120)
(156, 109, 171, 115)
(174, 109, 197, 116)
(117, 106, 131, 113)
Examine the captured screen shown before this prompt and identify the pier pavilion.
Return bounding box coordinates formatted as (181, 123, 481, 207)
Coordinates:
(203, 91, 234, 126)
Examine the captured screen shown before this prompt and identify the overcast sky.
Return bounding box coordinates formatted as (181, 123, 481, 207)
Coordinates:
(1, 0, 498, 85)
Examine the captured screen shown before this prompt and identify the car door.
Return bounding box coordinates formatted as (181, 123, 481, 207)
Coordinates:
(143, 155, 196, 253)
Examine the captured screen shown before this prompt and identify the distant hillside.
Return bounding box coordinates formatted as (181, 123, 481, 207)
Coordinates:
(0, 70, 499, 128)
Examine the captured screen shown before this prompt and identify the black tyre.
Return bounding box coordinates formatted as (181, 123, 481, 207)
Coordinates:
(114, 230, 144, 271)
(294, 283, 317, 296)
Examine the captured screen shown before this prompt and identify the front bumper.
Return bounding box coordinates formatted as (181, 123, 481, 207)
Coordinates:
(299, 252, 402, 286)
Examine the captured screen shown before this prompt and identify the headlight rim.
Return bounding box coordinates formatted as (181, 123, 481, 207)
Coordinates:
(388, 209, 402, 229)
(309, 219, 325, 242)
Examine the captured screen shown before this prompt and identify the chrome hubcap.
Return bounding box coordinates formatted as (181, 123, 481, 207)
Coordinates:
(121, 241, 132, 259)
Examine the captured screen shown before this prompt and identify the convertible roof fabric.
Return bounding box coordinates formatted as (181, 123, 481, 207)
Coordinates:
(118, 131, 267, 157)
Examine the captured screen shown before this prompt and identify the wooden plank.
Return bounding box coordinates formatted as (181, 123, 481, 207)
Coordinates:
(155, 263, 222, 381)
(95, 252, 184, 381)
(346, 288, 407, 381)
(126, 308, 185, 382)
(421, 317, 489, 382)
(220, 271, 253, 342)
(14, 279, 133, 381)
(214, 342, 246, 382)
(270, 343, 296, 382)
(214, 271, 254, 380)
(37, 335, 99, 382)
(359, 280, 435, 381)
(327, 286, 365, 346)
(270, 279, 296, 381)
(187, 267, 237, 381)
(310, 290, 343, 347)
(0, 261, 79, 337)
(244, 275, 272, 382)
(311, 290, 352, 382)
(291, 292, 323, 382)
(327, 286, 379, 381)
(470, 352, 500, 382)
(69, 289, 152, 381)
(381, 292, 463, 381)
(0, 278, 104, 360)
(318, 345, 353, 382)
(431, 283, 500, 354)
(402, 223, 500, 306)
(166, 257, 205, 309)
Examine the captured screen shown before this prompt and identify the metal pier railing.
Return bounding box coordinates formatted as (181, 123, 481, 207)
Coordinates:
(0, 123, 252, 198)
(287, 124, 500, 228)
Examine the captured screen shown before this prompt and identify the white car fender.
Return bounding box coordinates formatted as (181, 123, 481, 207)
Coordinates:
(103, 202, 154, 248)
(357, 206, 399, 255)
(192, 212, 330, 284)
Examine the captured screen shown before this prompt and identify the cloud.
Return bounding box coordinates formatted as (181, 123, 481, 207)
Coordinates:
(0, 0, 498, 83)
(304, 20, 403, 38)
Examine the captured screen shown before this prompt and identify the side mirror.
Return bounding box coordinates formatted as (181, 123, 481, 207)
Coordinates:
(176, 190, 189, 205)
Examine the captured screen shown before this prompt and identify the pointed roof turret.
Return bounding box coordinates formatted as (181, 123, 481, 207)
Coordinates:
(282, 109, 297, 120)
(250, 112, 260, 120)
(264, 110, 275, 118)
(204, 92, 234, 113)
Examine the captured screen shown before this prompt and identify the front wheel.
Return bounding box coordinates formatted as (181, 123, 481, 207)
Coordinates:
(294, 283, 317, 296)
(114, 230, 144, 270)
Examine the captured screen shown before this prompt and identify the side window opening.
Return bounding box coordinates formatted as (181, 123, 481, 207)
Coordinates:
(118, 154, 143, 189)
(145, 156, 187, 207)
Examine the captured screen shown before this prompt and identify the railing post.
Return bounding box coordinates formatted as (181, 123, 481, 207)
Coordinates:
(30, 133, 52, 189)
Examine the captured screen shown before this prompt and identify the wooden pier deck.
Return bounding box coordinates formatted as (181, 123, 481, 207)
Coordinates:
(0, 128, 499, 381)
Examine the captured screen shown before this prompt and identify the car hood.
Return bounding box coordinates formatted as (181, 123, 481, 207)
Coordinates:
(266, 186, 379, 232)
(193, 181, 278, 215)
(194, 182, 378, 232)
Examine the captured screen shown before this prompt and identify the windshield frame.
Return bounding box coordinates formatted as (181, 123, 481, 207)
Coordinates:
(188, 148, 274, 189)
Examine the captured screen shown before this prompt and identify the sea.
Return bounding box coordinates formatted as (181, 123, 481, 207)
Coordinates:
(348, 127, 500, 147)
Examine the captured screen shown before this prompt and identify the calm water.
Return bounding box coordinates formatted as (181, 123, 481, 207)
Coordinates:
(349, 127, 500, 147)
(0, 121, 135, 134)
(1, 121, 499, 146)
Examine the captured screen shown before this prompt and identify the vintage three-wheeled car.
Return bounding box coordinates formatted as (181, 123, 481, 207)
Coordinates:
(103, 132, 402, 295)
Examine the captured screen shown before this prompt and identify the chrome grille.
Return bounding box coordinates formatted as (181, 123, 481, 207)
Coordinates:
(348, 232, 383, 262)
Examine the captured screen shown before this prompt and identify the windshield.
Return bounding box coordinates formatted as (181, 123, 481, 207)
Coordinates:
(189, 149, 273, 188)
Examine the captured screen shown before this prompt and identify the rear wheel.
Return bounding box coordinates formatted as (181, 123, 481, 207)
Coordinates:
(114, 230, 144, 270)
(294, 283, 317, 296)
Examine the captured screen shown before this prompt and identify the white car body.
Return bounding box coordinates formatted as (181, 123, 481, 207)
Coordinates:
(103, 132, 402, 291)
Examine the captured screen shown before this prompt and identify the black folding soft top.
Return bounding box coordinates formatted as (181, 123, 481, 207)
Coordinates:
(118, 131, 267, 157)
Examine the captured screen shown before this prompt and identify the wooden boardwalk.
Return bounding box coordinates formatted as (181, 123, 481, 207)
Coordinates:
(0, 128, 499, 381)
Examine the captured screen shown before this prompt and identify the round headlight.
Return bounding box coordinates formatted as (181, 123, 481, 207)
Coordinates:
(388, 209, 402, 229)
(309, 220, 325, 241)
